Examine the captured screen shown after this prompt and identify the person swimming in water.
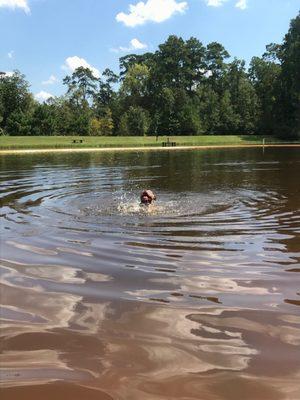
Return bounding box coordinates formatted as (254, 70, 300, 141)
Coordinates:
(140, 190, 156, 206)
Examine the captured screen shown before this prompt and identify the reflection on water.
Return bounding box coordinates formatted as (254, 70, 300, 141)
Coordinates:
(1, 148, 300, 400)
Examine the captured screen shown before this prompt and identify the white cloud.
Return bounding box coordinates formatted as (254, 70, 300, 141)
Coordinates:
(205, 0, 227, 7)
(116, 0, 187, 27)
(111, 38, 148, 53)
(131, 38, 147, 50)
(62, 56, 100, 78)
(42, 74, 57, 85)
(0, 0, 30, 14)
(204, 0, 247, 9)
(7, 50, 14, 59)
(235, 0, 247, 10)
(35, 91, 54, 102)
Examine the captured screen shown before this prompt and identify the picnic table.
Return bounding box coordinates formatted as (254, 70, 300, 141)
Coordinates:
(162, 138, 176, 147)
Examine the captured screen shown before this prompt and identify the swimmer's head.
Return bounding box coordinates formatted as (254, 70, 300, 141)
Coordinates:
(140, 190, 156, 205)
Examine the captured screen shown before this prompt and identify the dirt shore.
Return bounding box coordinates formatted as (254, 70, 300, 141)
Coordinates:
(1, 143, 300, 155)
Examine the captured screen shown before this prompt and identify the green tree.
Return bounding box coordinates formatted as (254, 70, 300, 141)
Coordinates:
(205, 42, 230, 93)
(63, 67, 98, 106)
(154, 87, 178, 135)
(119, 53, 154, 79)
(218, 90, 239, 133)
(197, 85, 220, 133)
(0, 71, 34, 135)
(47, 97, 78, 136)
(30, 102, 57, 136)
(62, 67, 98, 135)
(119, 106, 149, 136)
(93, 68, 118, 114)
(120, 63, 150, 106)
(90, 109, 114, 136)
(226, 59, 259, 133)
(184, 37, 206, 92)
(249, 55, 281, 133)
(275, 12, 300, 138)
(154, 35, 187, 89)
(178, 98, 203, 135)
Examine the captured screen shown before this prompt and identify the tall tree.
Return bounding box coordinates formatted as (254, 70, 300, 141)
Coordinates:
(227, 59, 259, 133)
(154, 35, 187, 89)
(184, 37, 206, 92)
(0, 71, 33, 135)
(119, 53, 153, 79)
(94, 68, 118, 112)
(120, 63, 150, 108)
(249, 55, 281, 133)
(205, 42, 230, 93)
(275, 12, 300, 138)
(63, 67, 98, 106)
(119, 106, 149, 136)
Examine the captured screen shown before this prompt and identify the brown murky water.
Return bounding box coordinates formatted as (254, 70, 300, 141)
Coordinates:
(1, 148, 300, 400)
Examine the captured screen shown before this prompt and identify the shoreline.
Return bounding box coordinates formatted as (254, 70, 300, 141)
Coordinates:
(0, 143, 300, 155)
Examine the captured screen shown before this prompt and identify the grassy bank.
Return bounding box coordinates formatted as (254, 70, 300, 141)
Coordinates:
(0, 135, 297, 150)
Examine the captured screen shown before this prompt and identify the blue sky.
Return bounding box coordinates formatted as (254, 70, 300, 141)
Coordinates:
(0, 0, 299, 101)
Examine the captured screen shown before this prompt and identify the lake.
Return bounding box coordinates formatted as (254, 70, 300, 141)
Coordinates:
(1, 147, 300, 400)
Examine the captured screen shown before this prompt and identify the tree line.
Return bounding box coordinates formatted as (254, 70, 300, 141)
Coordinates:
(0, 12, 299, 138)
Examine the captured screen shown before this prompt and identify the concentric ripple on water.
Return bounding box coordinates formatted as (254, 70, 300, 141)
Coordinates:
(1, 148, 300, 400)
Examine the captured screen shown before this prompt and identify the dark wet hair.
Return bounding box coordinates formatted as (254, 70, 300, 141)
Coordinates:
(140, 190, 156, 205)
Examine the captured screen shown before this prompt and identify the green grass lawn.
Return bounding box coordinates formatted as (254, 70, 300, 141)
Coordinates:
(0, 135, 296, 150)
